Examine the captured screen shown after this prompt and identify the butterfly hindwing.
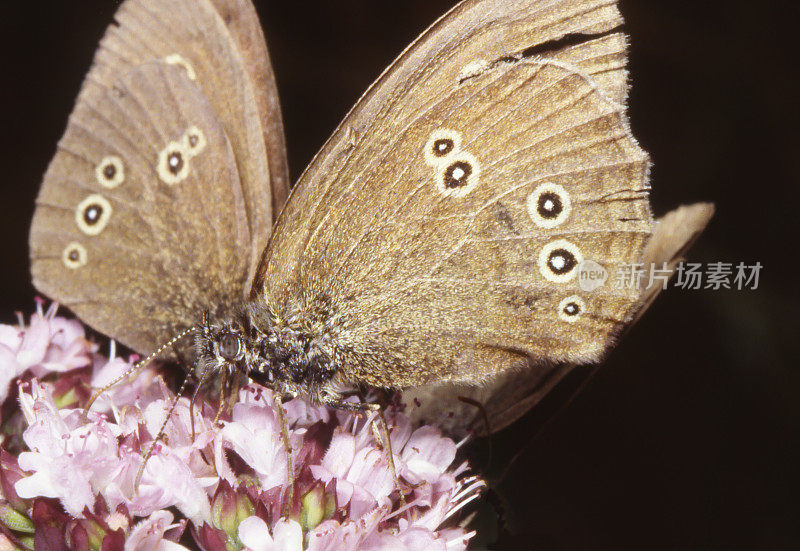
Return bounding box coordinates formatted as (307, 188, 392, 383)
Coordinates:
(403, 204, 715, 436)
(91, 0, 288, 248)
(30, 62, 251, 354)
(29, 0, 289, 353)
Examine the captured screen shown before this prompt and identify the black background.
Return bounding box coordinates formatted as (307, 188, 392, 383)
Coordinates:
(0, 1, 797, 549)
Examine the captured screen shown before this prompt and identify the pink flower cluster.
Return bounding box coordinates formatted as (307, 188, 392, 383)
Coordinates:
(0, 304, 483, 550)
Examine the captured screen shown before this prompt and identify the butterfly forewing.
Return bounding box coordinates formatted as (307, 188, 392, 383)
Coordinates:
(257, 0, 653, 390)
(208, 0, 291, 209)
(257, 0, 632, 293)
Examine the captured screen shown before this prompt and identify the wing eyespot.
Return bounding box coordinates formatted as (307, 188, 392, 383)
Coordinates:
(538, 239, 583, 283)
(157, 141, 190, 185)
(75, 194, 112, 235)
(95, 156, 125, 189)
(182, 126, 207, 156)
(436, 152, 480, 198)
(527, 183, 571, 228)
(62, 242, 87, 269)
(444, 161, 472, 187)
(424, 129, 462, 166)
(558, 296, 586, 323)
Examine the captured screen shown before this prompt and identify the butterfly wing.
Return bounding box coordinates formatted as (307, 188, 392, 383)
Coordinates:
(257, 0, 656, 389)
(403, 203, 715, 437)
(207, 0, 291, 213)
(90, 0, 289, 239)
(30, 0, 288, 353)
(30, 62, 253, 354)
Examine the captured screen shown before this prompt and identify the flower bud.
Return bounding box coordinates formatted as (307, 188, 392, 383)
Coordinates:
(299, 482, 327, 532)
(0, 501, 34, 534)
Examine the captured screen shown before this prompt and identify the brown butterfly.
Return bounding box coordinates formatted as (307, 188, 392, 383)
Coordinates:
(29, 0, 712, 506)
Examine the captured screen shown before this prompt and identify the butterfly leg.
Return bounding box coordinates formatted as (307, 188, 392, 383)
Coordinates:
(327, 399, 407, 508)
(188, 382, 202, 441)
(213, 367, 229, 426)
(133, 373, 193, 493)
(272, 392, 294, 517)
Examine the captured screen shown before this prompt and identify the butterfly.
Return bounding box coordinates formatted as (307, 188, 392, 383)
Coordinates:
(29, 0, 712, 505)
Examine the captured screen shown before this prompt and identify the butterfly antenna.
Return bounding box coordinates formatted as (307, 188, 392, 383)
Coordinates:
(134, 372, 194, 492)
(85, 326, 197, 412)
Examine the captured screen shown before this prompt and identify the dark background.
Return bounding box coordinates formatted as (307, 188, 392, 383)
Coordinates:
(0, 1, 797, 549)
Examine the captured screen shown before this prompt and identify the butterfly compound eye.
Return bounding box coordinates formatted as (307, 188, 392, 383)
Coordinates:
(218, 332, 242, 361)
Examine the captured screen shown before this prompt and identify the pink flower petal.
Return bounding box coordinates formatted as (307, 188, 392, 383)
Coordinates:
(320, 428, 356, 478)
(125, 510, 190, 551)
(400, 426, 457, 485)
(239, 516, 273, 551)
(239, 516, 303, 551)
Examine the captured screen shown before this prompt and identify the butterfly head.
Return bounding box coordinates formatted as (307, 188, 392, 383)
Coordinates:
(194, 311, 261, 390)
(194, 305, 343, 406)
